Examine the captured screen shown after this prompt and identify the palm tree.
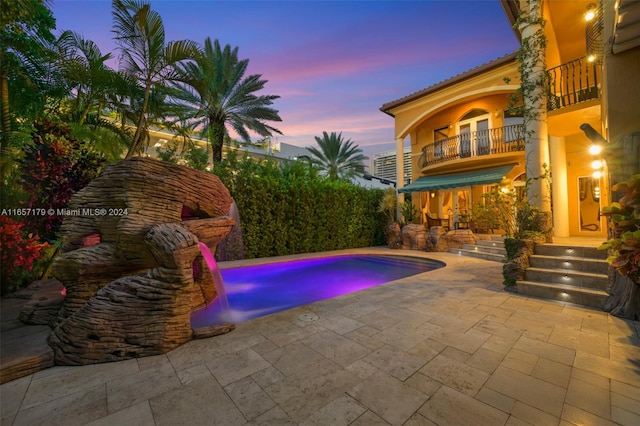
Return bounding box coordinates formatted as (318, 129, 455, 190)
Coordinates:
(171, 37, 282, 164)
(307, 131, 368, 180)
(57, 31, 118, 125)
(111, 0, 198, 158)
(1, 0, 59, 205)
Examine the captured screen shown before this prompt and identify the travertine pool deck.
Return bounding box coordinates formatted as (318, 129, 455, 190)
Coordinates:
(1, 247, 639, 425)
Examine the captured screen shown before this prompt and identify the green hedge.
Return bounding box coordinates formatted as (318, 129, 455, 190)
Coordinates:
(212, 153, 386, 259)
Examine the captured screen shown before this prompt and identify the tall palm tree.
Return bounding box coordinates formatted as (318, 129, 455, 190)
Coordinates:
(56, 31, 118, 125)
(307, 131, 368, 180)
(111, 0, 198, 158)
(171, 37, 282, 164)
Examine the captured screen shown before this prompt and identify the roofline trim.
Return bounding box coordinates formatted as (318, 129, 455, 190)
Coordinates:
(380, 51, 518, 114)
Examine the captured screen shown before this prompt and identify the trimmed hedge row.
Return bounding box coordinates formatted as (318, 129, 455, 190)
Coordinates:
(212, 154, 386, 259)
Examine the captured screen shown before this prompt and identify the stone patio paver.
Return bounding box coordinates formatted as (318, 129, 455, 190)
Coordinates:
(2, 248, 640, 425)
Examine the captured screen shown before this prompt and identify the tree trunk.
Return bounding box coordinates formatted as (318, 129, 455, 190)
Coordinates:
(209, 120, 225, 163)
(1, 50, 11, 186)
(603, 269, 640, 320)
(0, 48, 11, 139)
(125, 80, 151, 159)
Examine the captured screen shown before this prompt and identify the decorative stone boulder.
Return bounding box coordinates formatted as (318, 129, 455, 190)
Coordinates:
(48, 157, 234, 365)
(402, 224, 427, 250)
(385, 221, 402, 249)
(429, 226, 449, 252)
(444, 229, 476, 249)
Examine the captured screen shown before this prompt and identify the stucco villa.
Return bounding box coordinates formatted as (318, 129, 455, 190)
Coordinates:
(381, 0, 639, 240)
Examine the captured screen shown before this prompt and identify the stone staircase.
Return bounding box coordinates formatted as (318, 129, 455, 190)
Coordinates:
(449, 234, 506, 262)
(516, 244, 609, 308)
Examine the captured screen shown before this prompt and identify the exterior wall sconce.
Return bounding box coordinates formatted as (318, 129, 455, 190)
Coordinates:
(430, 192, 435, 198)
(494, 109, 500, 118)
(585, 3, 596, 22)
(589, 144, 602, 155)
(584, 3, 603, 64)
(580, 123, 606, 179)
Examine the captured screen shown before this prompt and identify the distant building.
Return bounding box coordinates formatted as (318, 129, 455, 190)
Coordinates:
(371, 148, 412, 185)
(143, 129, 394, 189)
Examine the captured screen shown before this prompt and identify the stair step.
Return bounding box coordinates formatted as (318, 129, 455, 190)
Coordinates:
(534, 244, 607, 260)
(449, 248, 505, 262)
(516, 280, 608, 309)
(524, 267, 608, 290)
(475, 235, 505, 243)
(461, 244, 506, 255)
(475, 239, 505, 248)
(529, 255, 609, 274)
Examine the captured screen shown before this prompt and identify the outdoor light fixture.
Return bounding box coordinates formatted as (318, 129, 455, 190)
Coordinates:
(581, 123, 606, 179)
(585, 3, 596, 21)
(584, 3, 603, 64)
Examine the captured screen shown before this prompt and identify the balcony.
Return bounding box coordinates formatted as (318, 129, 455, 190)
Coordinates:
(547, 57, 601, 111)
(419, 124, 524, 168)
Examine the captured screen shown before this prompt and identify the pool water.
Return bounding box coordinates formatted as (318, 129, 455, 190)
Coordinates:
(190, 254, 444, 327)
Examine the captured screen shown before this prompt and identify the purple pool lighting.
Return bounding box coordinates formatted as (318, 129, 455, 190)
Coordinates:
(190, 254, 444, 327)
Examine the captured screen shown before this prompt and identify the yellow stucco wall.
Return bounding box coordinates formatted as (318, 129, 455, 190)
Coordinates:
(565, 133, 608, 237)
(388, 61, 520, 140)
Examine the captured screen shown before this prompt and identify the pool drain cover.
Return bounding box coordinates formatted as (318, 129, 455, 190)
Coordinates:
(298, 313, 319, 322)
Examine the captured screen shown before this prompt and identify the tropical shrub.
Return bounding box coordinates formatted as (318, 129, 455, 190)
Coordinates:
(17, 118, 105, 242)
(378, 188, 397, 224)
(185, 145, 209, 171)
(599, 174, 640, 283)
(472, 187, 547, 239)
(156, 142, 180, 163)
(400, 198, 419, 225)
(0, 216, 49, 294)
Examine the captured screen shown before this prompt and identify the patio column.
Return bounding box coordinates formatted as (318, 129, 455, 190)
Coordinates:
(395, 136, 405, 221)
(519, 0, 552, 217)
(549, 135, 569, 237)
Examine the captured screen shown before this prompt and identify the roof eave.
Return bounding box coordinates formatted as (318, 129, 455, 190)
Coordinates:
(500, 0, 522, 41)
(379, 51, 518, 114)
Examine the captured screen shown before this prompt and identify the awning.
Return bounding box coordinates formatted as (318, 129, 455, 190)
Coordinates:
(398, 163, 517, 193)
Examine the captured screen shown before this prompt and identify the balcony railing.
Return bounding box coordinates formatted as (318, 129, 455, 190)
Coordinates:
(547, 57, 600, 111)
(419, 124, 524, 168)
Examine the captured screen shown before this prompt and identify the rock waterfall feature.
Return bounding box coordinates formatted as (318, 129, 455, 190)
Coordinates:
(48, 157, 234, 365)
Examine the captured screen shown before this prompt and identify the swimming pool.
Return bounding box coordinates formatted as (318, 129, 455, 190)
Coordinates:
(190, 254, 444, 327)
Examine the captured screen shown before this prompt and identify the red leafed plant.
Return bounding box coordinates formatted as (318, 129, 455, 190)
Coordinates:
(17, 118, 105, 242)
(0, 216, 49, 294)
(599, 174, 640, 284)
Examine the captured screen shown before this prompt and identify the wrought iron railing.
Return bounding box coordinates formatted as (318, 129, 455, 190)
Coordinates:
(547, 57, 601, 111)
(419, 124, 524, 168)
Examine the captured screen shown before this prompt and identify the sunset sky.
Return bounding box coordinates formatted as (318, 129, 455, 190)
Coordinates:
(50, 0, 519, 157)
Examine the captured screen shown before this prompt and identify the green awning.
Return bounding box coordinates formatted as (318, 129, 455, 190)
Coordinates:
(398, 163, 517, 193)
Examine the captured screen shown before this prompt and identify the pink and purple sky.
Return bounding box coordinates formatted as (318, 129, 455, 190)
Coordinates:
(50, 0, 519, 158)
